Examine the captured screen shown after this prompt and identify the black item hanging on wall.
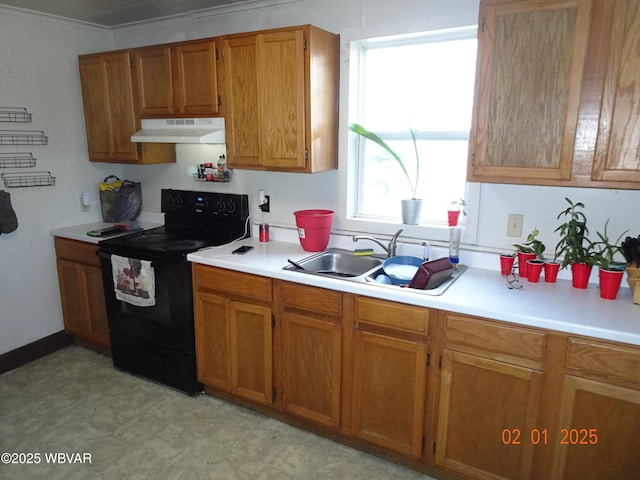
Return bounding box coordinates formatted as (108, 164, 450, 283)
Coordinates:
(0, 189, 18, 234)
(99, 176, 142, 223)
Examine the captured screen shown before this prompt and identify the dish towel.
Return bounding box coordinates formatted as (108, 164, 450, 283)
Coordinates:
(111, 254, 156, 307)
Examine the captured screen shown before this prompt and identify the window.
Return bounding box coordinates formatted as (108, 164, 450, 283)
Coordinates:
(346, 27, 477, 231)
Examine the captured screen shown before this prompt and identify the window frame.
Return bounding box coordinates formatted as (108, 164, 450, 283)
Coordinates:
(338, 23, 480, 245)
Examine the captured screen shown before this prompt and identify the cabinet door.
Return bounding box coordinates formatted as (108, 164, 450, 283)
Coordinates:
(551, 375, 640, 479)
(194, 291, 232, 391)
(194, 291, 273, 405)
(223, 35, 261, 167)
(79, 51, 139, 163)
(469, 0, 592, 183)
(351, 330, 427, 458)
(591, 0, 640, 183)
(174, 40, 219, 115)
(229, 300, 273, 405)
(56, 259, 110, 348)
(436, 349, 542, 480)
(281, 311, 342, 427)
(135, 46, 175, 116)
(258, 29, 306, 170)
(57, 259, 89, 338)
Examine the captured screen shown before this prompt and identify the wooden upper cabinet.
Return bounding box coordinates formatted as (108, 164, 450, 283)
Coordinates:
(468, 0, 592, 184)
(134, 39, 220, 118)
(134, 46, 175, 116)
(223, 25, 339, 173)
(78, 51, 175, 164)
(590, 0, 640, 184)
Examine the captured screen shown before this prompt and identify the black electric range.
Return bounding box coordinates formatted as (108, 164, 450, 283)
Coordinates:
(98, 189, 249, 394)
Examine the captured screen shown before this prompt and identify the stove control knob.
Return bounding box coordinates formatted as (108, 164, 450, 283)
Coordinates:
(226, 200, 236, 213)
(215, 199, 225, 213)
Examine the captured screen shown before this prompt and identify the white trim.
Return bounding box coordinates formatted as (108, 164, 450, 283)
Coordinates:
(0, 5, 111, 33)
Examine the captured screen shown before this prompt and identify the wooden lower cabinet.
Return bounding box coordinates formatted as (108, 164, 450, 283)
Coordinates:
(54, 237, 110, 350)
(191, 266, 640, 480)
(193, 266, 273, 405)
(351, 330, 428, 458)
(278, 281, 343, 427)
(550, 337, 640, 479)
(436, 349, 543, 480)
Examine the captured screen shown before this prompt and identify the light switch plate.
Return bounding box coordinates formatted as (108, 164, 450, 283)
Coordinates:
(507, 214, 523, 237)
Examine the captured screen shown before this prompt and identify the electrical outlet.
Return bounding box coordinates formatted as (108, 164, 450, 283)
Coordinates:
(507, 214, 523, 237)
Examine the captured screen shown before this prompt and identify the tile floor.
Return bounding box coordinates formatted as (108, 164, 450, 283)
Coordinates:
(0, 346, 437, 480)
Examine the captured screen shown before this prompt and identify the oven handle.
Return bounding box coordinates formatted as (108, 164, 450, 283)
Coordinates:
(97, 250, 157, 268)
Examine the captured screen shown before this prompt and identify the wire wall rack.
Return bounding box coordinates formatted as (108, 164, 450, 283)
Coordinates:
(0, 130, 48, 145)
(0, 107, 32, 123)
(0, 153, 37, 169)
(1, 171, 56, 188)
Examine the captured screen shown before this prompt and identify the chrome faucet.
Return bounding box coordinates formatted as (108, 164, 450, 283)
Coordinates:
(353, 229, 404, 258)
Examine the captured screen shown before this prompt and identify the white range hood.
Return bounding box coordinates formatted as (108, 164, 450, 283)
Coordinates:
(131, 117, 225, 144)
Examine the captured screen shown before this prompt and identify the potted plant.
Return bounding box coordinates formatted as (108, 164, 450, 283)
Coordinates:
(621, 235, 640, 303)
(591, 221, 628, 300)
(513, 227, 545, 280)
(448, 198, 467, 226)
(554, 198, 595, 289)
(348, 123, 421, 224)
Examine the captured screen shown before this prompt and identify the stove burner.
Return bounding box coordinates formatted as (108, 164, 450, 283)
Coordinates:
(163, 239, 207, 252)
(129, 233, 177, 245)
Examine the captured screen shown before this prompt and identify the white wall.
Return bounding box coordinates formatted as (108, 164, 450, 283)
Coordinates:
(0, 8, 116, 354)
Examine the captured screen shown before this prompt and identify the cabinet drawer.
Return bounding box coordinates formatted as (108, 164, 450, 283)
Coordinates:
(565, 337, 640, 385)
(280, 281, 342, 317)
(54, 237, 100, 267)
(355, 297, 429, 335)
(193, 264, 271, 302)
(445, 313, 546, 362)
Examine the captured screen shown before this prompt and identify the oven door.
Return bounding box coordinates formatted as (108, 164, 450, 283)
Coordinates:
(98, 250, 195, 353)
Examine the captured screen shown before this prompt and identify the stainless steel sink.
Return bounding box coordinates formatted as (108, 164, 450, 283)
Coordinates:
(283, 248, 467, 296)
(284, 248, 384, 277)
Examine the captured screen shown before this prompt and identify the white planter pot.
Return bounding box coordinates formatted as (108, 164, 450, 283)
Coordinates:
(401, 198, 422, 225)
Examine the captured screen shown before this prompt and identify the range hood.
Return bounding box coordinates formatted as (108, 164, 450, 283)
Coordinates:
(131, 118, 225, 144)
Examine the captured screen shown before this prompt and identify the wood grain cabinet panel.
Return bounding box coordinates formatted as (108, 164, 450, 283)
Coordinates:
(351, 330, 427, 458)
(552, 375, 640, 479)
(469, 0, 591, 183)
(223, 25, 338, 173)
(436, 349, 543, 480)
(54, 238, 110, 350)
(78, 51, 175, 164)
(193, 266, 273, 406)
(278, 281, 343, 428)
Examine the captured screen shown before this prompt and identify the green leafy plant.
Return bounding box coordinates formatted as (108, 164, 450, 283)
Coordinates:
(451, 198, 467, 216)
(348, 123, 420, 198)
(513, 227, 546, 260)
(591, 220, 628, 271)
(554, 198, 595, 268)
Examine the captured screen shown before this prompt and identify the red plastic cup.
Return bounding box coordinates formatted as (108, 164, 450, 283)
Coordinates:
(599, 269, 624, 300)
(517, 252, 537, 278)
(571, 263, 592, 289)
(500, 255, 515, 276)
(544, 262, 560, 283)
(527, 260, 544, 283)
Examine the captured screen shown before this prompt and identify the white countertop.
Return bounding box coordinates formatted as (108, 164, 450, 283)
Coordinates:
(50, 220, 163, 244)
(188, 237, 640, 347)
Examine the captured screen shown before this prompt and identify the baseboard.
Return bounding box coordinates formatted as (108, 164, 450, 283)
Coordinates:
(0, 331, 72, 374)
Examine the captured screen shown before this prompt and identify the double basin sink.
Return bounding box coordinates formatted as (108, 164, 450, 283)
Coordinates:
(283, 248, 466, 296)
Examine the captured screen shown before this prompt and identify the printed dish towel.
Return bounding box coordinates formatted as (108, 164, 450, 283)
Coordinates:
(111, 254, 156, 307)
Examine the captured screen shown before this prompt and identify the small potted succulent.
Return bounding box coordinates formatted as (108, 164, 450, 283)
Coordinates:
(591, 221, 628, 300)
(554, 198, 596, 289)
(348, 123, 421, 224)
(513, 227, 545, 280)
(448, 198, 467, 226)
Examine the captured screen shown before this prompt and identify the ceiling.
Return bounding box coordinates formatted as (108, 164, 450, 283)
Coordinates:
(0, 0, 256, 27)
